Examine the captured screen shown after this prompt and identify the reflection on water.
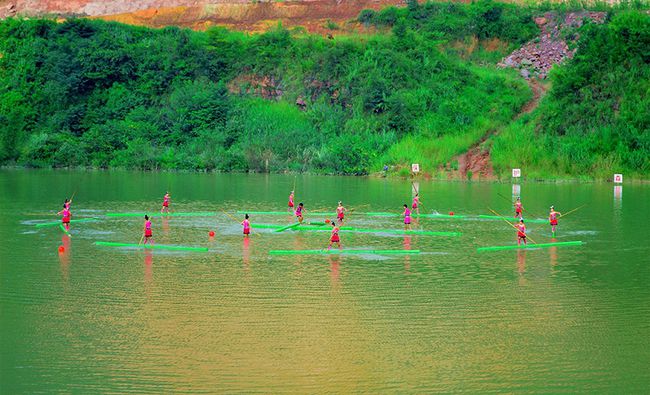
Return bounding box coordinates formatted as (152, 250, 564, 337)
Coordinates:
(242, 236, 251, 272)
(550, 238, 558, 270)
(328, 255, 340, 289)
(517, 249, 527, 286)
(403, 235, 412, 274)
(1, 170, 650, 393)
(614, 185, 623, 201)
(162, 217, 170, 238)
(144, 250, 153, 299)
(613, 185, 623, 231)
(58, 234, 71, 283)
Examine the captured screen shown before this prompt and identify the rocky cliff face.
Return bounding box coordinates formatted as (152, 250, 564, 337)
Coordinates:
(498, 11, 606, 79)
(0, 0, 403, 33)
(2, 0, 243, 17)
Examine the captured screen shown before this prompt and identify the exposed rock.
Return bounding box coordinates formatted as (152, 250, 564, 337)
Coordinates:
(228, 74, 284, 100)
(498, 11, 606, 79)
(295, 96, 306, 110)
(0, 0, 406, 34)
(2, 3, 17, 17)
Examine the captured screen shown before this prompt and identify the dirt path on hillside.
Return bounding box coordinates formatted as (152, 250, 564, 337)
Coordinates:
(517, 78, 545, 117)
(444, 11, 607, 180)
(446, 79, 547, 180)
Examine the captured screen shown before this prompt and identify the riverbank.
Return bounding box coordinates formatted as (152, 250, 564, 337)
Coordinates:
(0, 3, 647, 177)
(3, 165, 648, 184)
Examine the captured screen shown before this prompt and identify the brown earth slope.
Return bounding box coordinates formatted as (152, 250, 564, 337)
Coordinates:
(0, 0, 404, 33)
(446, 11, 605, 181)
(446, 79, 546, 181)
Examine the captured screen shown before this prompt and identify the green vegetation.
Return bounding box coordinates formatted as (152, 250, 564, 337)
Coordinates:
(359, 0, 537, 44)
(492, 11, 650, 178)
(0, 1, 533, 174)
(0, 0, 648, 178)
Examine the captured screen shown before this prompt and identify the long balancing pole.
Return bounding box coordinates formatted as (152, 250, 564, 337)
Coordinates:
(223, 211, 257, 236)
(559, 204, 586, 219)
(488, 207, 538, 244)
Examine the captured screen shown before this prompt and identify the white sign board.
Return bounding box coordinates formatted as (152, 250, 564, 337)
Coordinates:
(411, 163, 420, 173)
(613, 174, 623, 183)
(512, 168, 521, 178)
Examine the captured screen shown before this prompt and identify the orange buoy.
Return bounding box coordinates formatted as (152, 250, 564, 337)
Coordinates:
(209, 231, 215, 237)
(58, 245, 65, 253)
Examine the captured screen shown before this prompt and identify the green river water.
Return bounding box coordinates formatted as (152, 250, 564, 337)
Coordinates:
(1, 169, 649, 393)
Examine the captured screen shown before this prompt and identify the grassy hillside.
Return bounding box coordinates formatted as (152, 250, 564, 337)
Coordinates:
(491, 10, 650, 179)
(0, 0, 647, 178)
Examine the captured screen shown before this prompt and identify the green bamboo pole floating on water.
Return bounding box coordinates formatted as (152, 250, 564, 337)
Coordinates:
(59, 224, 71, 237)
(363, 212, 466, 219)
(36, 218, 98, 227)
(252, 224, 285, 229)
(269, 249, 421, 255)
(252, 222, 324, 229)
(236, 210, 330, 216)
(95, 241, 208, 252)
(106, 212, 149, 217)
(236, 210, 462, 218)
(425, 213, 466, 219)
(274, 222, 302, 232)
(297, 227, 462, 237)
(253, 223, 461, 236)
(477, 241, 583, 252)
(478, 215, 547, 223)
(106, 212, 217, 217)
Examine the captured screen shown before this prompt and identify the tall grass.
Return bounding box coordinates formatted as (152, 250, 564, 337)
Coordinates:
(383, 120, 493, 171)
(0, 2, 647, 178)
(493, 10, 650, 179)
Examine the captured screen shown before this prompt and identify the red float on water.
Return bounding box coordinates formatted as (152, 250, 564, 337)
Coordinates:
(58, 245, 65, 253)
(209, 231, 215, 237)
(449, 211, 454, 216)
